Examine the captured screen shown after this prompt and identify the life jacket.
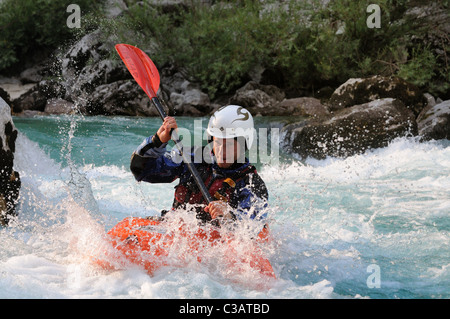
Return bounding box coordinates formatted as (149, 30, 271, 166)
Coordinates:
(163, 162, 270, 241)
(172, 163, 257, 219)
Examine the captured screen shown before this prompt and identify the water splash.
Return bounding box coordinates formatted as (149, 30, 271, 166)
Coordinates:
(62, 115, 99, 214)
(5, 116, 450, 298)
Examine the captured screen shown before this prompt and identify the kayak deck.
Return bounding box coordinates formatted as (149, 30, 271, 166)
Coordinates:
(94, 217, 276, 279)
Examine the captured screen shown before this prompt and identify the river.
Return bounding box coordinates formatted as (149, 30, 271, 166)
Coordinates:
(0, 114, 449, 298)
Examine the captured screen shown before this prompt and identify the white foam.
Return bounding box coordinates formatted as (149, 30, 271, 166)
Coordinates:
(14, 132, 61, 177)
(3, 120, 449, 298)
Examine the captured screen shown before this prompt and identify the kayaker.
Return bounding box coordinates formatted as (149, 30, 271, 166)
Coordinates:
(130, 105, 269, 229)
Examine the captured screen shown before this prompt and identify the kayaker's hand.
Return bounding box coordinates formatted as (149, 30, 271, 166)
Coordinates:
(156, 117, 177, 143)
(204, 201, 232, 220)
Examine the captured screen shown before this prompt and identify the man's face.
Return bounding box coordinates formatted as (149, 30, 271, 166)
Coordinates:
(213, 137, 242, 168)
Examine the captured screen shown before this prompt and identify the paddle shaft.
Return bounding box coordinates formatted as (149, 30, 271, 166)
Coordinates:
(114, 44, 213, 205)
(151, 97, 213, 204)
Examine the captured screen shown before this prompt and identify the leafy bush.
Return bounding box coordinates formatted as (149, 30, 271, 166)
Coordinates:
(111, 0, 447, 98)
(3, 0, 446, 99)
(116, 0, 322, 97)
(0, 0, 105, 73)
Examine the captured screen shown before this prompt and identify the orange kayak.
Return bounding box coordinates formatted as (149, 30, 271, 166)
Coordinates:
(94, 217, 276, 279)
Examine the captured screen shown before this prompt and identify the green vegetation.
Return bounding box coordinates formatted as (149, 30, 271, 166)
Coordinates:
(0, 0, 105, 74)
(1, 0, 448, 99)
(111, 0, 448, 98)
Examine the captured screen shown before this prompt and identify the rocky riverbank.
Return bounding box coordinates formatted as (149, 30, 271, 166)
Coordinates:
(2, 65, 449, 163)
(0, 0, 449, 164)
(281, 76, 450, 159)
(1, 71, 450, 225)
(0, 97, 21, 226)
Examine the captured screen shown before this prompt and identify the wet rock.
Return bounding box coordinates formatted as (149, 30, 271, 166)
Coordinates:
(60, 30, 131, 102)
(229, 81, 285, 116)
(61, 30, 105, 81)
(11, 80, 66, 113)
(71, 59, 131, 97)
(0, 97, 21, 226)
(315, 86, 335, 101)
(11, 86, 47, 113)
(160, 71, 212, 116)
(423, 93, 436, 108)
(0, 87, 11, 106)
(19, 62, 53, 84)
(170, 87, 210, 115)
(329, 76, 427, 117)
(44, 98, 76, 115)
(81, 80, 167, 116)
(417, 100, 450, 141)
(0, 77, 36, 102)
(270, 97, 330, 117)
(282, 98, 418, 159)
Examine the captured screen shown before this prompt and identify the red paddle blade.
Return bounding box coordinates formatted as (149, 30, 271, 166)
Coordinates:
(115, 44, 160, 98)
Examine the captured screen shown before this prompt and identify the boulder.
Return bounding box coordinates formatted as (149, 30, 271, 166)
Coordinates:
(11, 87, 46, 113)
(11, 28, 213, 116)
(0, 97, 21, 226)
(229, 81, 285, 116)
(328, 76, 427, 117)
(417, 100, 450, 141)
(0, 87, 11, 106)
(270, 97, 330, 117)
(44, 98, 76, 115)
(61, 30, 106, 81)
(282, 98, 418, 159)
(81, 80, 168, 116)
(423, 93, 436, 108)
(69, 58, 131, 97)
(19, 61, 53, 84)
(60, 30, 132, 105)
(11, 80, 66, 113)
(169, 84, 211, 115)
(0, 78, 36, 101)
(160, 71, 212, 116)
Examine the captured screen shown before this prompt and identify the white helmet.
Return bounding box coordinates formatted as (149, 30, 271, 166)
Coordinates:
(206, 105, 255, 149)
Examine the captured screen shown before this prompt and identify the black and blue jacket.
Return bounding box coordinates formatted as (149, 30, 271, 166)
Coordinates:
(130, 135, 269, 224)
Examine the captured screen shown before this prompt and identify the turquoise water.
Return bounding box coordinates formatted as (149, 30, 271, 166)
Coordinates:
(1, 114, 449, 298)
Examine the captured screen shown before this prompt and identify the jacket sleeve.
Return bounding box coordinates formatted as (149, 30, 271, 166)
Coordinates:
(130, 135, 184, 183)
(232, 172, 269, 222)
